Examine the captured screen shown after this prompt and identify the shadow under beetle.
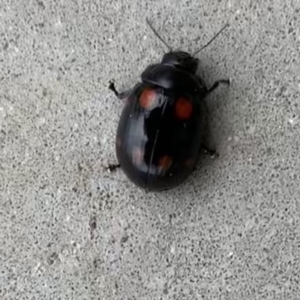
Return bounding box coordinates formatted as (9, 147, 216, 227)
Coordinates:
(108, 19, 230, 191)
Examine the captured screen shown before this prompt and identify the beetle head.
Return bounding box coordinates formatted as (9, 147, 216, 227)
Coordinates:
(161, 51, 199, 74)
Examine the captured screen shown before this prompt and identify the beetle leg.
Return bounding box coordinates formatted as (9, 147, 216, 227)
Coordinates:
(108, 81, 131, 100)
(201, 146, 219, 158)
(207, 79, 231, 94)
(107, 163, 121, 173)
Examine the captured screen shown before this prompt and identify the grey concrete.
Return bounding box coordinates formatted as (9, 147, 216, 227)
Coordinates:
(1, 0, 300, 299)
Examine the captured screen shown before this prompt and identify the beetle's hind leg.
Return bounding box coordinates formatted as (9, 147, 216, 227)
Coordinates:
(107, 163, 121, 173)
(207, 78, 231, 94)
(201, 146, 219, 158)
(108, 81, 131, 100)
(193, 146, 218, 172)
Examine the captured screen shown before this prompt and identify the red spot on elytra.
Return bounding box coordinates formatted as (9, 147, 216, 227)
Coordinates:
(158, 156, 173, 172)
(175, 97, 193, 120)
(139, 88, 157, 109)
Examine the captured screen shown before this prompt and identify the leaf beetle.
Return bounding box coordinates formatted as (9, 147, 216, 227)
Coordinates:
(108, 19, 230, 191)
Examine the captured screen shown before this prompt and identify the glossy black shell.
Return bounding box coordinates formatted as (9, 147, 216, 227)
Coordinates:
(116, 53, 209, 191)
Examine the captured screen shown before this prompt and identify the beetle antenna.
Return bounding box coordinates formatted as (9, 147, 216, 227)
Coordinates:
(192, 23, 229, 57)
(146, 18, 172, 51)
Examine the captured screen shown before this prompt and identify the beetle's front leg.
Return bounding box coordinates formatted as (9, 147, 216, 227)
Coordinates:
(108, 81, 131, 100)
(207, 79, 231, 94)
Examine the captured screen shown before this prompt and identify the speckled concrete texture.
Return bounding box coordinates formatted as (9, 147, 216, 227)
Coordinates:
(1, 0, 300, 299)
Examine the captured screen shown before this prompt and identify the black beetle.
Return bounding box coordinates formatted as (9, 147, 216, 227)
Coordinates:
(108, 19, 230, 191)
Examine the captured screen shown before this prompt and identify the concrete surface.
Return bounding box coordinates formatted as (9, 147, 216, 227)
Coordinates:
(1, 0, 300, 299)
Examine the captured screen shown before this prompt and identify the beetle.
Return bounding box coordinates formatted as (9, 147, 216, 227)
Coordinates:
(107, 19, 230, 191)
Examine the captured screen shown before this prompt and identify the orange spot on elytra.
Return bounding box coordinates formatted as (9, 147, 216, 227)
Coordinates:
(139, 88, 157, 109)
(175, 97, 193, 120)
(158, 156, 173, 172)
